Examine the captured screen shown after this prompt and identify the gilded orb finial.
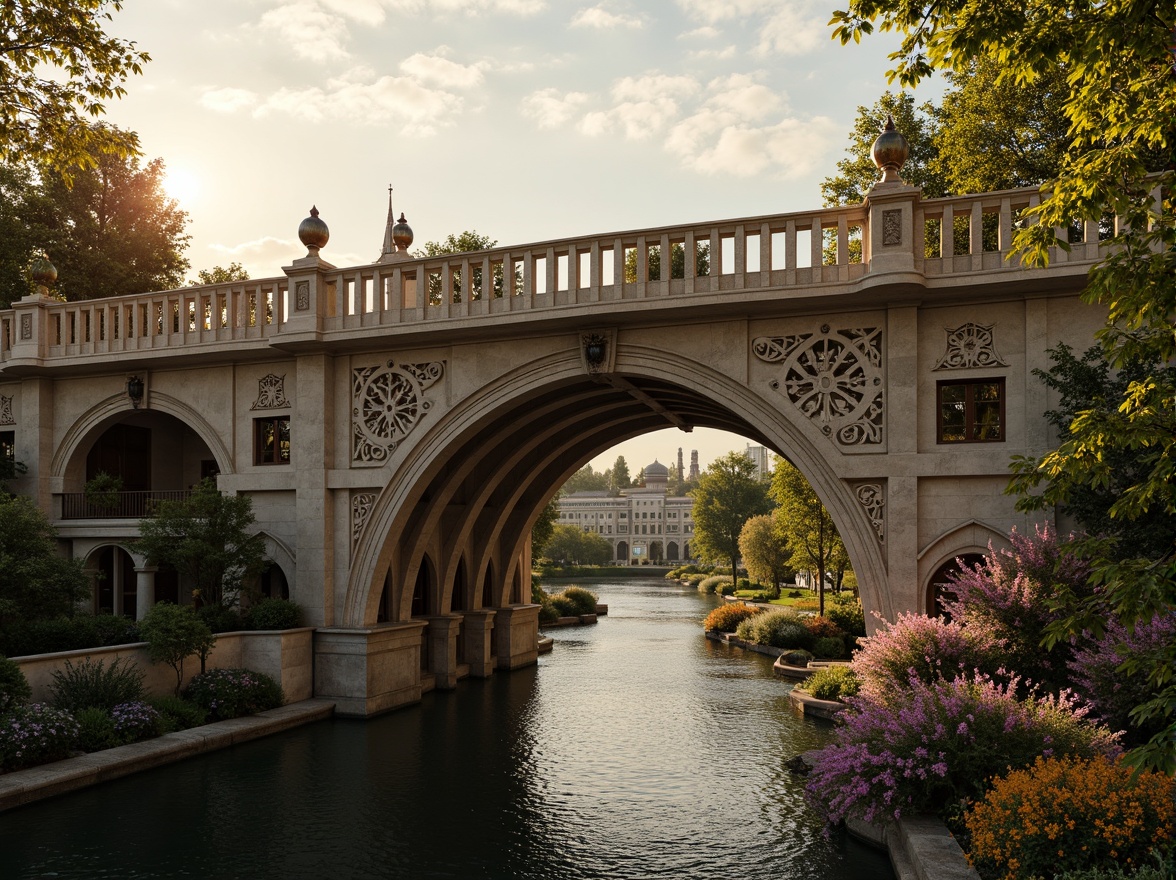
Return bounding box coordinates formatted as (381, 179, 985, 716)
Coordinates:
(392, 212, 414, 251)
(29, 254, 57, 294)
(871, 115, 910, 184)
(298, 205, 330, 255)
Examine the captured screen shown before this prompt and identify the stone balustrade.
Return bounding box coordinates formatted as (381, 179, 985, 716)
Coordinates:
(0, 184, 1104, 366)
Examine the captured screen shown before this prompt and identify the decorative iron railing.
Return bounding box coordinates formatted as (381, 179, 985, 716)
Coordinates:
(57, 490, 192, 520)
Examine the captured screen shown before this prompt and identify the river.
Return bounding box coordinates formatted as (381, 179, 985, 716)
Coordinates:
(0, 578, 892, 879)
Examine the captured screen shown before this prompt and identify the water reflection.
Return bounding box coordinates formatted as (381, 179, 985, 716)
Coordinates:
(0, 579, 891, 879)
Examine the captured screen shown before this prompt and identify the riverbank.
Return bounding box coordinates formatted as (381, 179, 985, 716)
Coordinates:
(0, 698, 335, 813)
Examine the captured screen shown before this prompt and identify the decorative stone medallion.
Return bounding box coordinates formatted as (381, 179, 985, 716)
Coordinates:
(854, 482, 886, 542)
(250, 373, 290, 410)
(934, 322, 1008, 370)
(882, 209, 903, 247)
(352, 361, 444, 463)
(753, 326, 884, 447)
(20, 315, 31, 340)
(295, 281, 310, 311)
(580, 328, 617, 375)
(351, 492, 377, 553)
(0, 395, 13, 426)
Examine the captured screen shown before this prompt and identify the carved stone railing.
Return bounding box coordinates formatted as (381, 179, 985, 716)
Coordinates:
(0, 184, 1103, 365)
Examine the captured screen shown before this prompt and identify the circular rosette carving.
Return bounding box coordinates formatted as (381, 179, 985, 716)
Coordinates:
(352, 362, 444, 463)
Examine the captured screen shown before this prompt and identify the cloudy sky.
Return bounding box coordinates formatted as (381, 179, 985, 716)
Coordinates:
(102, 0, 930, 471)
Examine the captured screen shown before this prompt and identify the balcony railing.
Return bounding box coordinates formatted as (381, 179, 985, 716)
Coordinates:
(57, 490, 192, 520)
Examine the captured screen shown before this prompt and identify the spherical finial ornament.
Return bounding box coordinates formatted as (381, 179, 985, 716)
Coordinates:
(391, 212, 413, 251)
(871, 115, 910, 184)
(29, 254, 57, 288)
(298, 205, 329, 253)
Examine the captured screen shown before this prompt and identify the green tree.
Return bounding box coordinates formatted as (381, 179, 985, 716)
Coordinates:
(530, 494, 560, 561)
(136, 479, 266, 610)
(562, 464, 609, 494)
(418, 230, 513, 303)
(832, 0, 1176, 771)
(608, 456, 631, 496)
(689, 451, 771, 581)
(139, 602, 215, 696)
(541, 523, 613, 566)
(0, 495, 88, 624)
(0, 162, 56, 306)
(623, 241, 710, 282)
(190, 262, 249, 286)
(770, 459, 846, 616)
(738, 513, 793, 590)
(37, 141, 190, 300)
(0, 1, 147, 182)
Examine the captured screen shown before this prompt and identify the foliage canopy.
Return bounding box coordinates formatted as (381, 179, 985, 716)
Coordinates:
(689, 451, 771, 581)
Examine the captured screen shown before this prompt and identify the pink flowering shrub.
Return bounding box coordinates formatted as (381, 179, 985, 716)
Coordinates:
(850, 613, 1003, 706)
(1068, 614, 1176, 746)
(940, 525, 1090, 693)
(183, 668, 284, 720)
(804, 673, 1121, 825)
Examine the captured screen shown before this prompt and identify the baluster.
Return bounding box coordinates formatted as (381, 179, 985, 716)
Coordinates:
(734, 226, 746, 278)
(941, 204, 954, 263)
(837, 216, 849, 268)
(759, 223, 771, 284)
(970, 201, 984, 269)
(810, 217, 823, 274)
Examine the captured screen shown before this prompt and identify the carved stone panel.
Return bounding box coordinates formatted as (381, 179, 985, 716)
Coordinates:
(882, 209, 902, 247)
(753, 325, 884, 448)
(0, 395, 12, 426)
(295, 281, 310, 311)
(351, 492, 377, 553)
(352, 361, 444, 464)
(934, 322, 1009, 370)
(250, 373, 290, 410)
(854, 482, 886, 542)
(20, 315, 31, 340)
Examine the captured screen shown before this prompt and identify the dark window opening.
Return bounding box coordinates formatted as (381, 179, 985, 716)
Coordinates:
(254, 417, 290, 464)
(937, 378, 1005, 443)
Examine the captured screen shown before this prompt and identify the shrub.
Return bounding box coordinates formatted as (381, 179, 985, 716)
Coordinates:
(805, 616, 845, 639)
(184, 667, 284, 720)
(1068, 613, 1176, 746)
(825, 596, 866, 638)
(245, 598, 303, 631)
(812, 636, 846, 659)
(782, 649, 814, 667)
(736, 610, 814, 650)
(1054, 869, 1168, 880)
(559, 587, 598, 616)
(0, 655, 31, 713)
(851, 612, 1002, 706)
(148, 694, 207, 732)
(49, 656, 145, 713)
(547, 595, 579, 618)
(788, 590, 803, 599)
(698, 575, 733, 595)
(538, 602, 559, 624)
(804, 666, 860, 701)
(111, 700, 162, 743)
(75, 706, 118, 752)
(685, 573, 707, 586)
(0, 703, 79, 771)
(737, 578, 752, 591)
(805, 672, 1121, 826)
(703, 603, 763, 633)
(197, 604, 243, 634)
(0, 614, 140, 658)
(940, 524, 1090, 693)
(141, 602, 216, 697)
(717, 582, 737, 597)
(966, 756, 1174, 880)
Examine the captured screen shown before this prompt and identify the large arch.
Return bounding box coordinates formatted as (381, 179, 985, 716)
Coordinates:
(346, 339, 888, 628)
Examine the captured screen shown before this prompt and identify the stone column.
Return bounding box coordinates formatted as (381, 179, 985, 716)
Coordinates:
(462, 609, 497, 678)
(134, 566, 157, 621)
(493, 604, 540, 671)
(424, 614, 463, 690)
(314, 621, 428, 717)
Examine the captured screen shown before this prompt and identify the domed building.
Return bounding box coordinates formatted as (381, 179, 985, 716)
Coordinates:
(555, 458, 695, 565)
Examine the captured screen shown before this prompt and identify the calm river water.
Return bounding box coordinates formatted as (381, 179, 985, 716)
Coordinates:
(1, 579, 893, 879)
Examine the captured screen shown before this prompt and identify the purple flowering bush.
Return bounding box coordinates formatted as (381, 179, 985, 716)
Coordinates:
(940, 525, 1090, 693)
(183, 668, 284, 721)
(851, 613, 1002, 706)
(0, 703, 79, 771)
(111, 701, 162, 743)
(1068, 614, 1176, 746)
(804, 673, 1120, 826)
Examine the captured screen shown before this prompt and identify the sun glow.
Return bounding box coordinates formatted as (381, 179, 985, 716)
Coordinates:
(162, 166, 201, 205)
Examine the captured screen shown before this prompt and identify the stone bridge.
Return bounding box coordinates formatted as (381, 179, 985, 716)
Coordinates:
(0, 169, 1106, 715)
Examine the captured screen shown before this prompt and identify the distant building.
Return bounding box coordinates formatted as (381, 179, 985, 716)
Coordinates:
(557, 459, 694, 564)
(744, 444, 775, 481)
(689, 450, 700, 481)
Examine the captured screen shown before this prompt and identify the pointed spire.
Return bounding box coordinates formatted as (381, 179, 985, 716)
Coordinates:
(379, 185, 396, 260)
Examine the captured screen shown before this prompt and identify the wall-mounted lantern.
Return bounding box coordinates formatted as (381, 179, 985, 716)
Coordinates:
(126, 375, 144, 409)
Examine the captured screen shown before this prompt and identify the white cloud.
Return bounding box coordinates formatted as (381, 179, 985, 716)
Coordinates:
(611, 73, 699, 102)
(400, 49, 485, 89)
(258, 1, 353, 60)
(674, 0, 827, 55)
(210, 235, 365, 278)
(383, 0, 545, 14)
(679, 25, 719, 38)
(571, 5, 643, 29)
(254, 76, 465, 134)
(201, 87, 259, 113)
(520, 88, 590, 128)
(689, 45, 737, 60)
(319, 0, 387, 25)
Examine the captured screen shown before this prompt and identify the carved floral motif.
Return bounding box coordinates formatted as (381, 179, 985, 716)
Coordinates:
(295, 281, 310, 311)
(753, 326, 884, 447)
(250, 374, 290, 410)
(855, 482, 886, 542)
(352, 361, 444, 463)
(934, 322, 1008, 370)
(0, 395, 12, 426)
(351, 492, 377, 552)
(882, 209, 902, 247)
